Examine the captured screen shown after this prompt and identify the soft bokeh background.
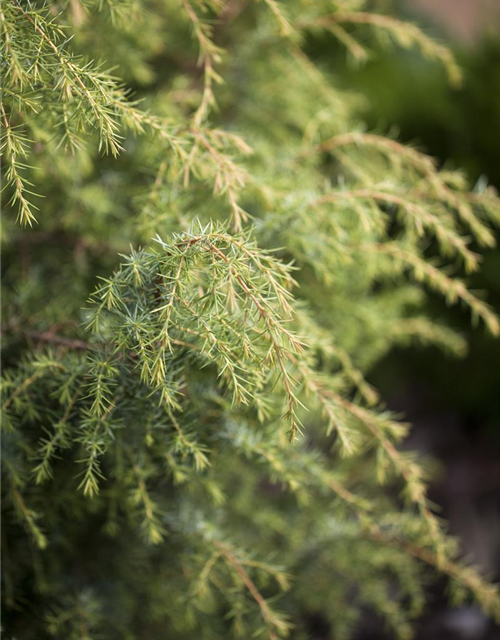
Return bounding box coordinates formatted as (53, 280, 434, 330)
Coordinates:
(331, 1, 500, 638)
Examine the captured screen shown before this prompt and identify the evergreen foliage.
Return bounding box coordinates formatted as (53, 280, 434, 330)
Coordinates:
(2, 1, 500, 638)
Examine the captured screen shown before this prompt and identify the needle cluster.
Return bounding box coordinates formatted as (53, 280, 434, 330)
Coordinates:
(2, 1, 500, 639)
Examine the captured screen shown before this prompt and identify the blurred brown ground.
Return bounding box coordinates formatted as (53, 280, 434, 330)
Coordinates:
(409, 0, 500, 42)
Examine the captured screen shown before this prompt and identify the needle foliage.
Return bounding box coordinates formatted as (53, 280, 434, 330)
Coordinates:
(2, 1, 500, 639)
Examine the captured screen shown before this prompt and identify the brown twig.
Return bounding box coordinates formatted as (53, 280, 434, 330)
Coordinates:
(213, 540, 279, 640)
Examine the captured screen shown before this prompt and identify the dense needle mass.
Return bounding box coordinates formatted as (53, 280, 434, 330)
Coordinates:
(1, 1, 500, 638)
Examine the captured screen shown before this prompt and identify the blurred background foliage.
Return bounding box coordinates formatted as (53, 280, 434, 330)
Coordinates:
(306, 1, 500, 637)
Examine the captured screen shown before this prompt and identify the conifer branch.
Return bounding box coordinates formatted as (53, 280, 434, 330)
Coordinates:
(180, 0, 224, 128)
(367, 528, 500, 622)
(213, 540, 291, 639)
(371, 244, 500, 336)
(0, 102, 38, 226)
(319, 189, 478, 272)
(316, 132, 496, 246)
(325, 12, 462, 86)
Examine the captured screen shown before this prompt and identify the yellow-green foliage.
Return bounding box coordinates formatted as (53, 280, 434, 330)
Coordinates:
(1, 1, 500, 638)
